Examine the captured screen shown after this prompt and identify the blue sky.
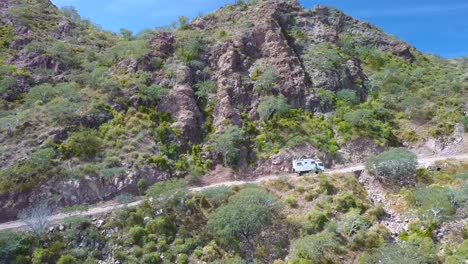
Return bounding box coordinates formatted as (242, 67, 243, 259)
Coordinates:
(50, 0, 468, 58)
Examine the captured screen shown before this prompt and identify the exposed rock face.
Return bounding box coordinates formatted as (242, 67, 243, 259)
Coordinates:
(158, 84, 204, 144)
(0, 166, 169, 222)
(338, 137, 386, 164)
(254, 144, 320, 176)
(149, 32, 175, 58)
(0, 0, 422, 220)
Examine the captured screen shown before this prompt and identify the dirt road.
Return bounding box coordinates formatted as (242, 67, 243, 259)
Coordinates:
(1, 153, 467, 232)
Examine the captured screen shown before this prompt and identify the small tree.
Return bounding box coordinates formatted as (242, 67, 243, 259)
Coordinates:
(18, 203, 52, 238)
(119, 28, 133, 40)
(460, 116, 468, 132)
(60, 6, 81, 23)
(178, 16, 189, 30)
(359, 241, 438, 264)
(288, 232, 340, 263)
(59, 128, 103, 160)
(257, 95, 290, 120)
(366, 148, 417, 186)
(415, 186, 456, 223)
(253, 67, 276, 94)
(146, 179, 188, 210)
(211, 125, 243, 167)
(336, 89, 359, 105)
(208, 187, 281, 262)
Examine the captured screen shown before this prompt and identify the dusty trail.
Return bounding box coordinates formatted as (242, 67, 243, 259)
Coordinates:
(1, 153, 467, 232)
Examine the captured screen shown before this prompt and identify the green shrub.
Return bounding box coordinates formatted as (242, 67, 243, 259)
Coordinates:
(461, 116, 468, 132)
(0, 148, 56, 192)
(0, 231, 28, 263)
(200, 186, 231, 208)
(145, 216, 176, 237)
(463, 225, 468, 239)
(415, 186, 456, 223)
(57, 254, 78, 264)
(142, 252, 160, 264)
(128, 212, 144, 226)
(176, 36, 202, 62)
(0, 25, 14, 49)
(365, 204, 386, 222)
(288, 232, 340, 263)
(137, 179, 147, 194)
(336, 89, 359, 105)
(128, 226, 147, 246)
(210, 125, 243, 166)
(334, 192, 365, 212)
(343, 109, 373, 127)
(317, 89, 336, 109)
(318, 174, 335, 194)
(177, 253, 189, 264)
(194, 80, 216, 102)
(138, 84, 169, 107)
(257, 95, 290, 120)
(358, 240, 438, 264)
(59, 129, 103, 160)
(305, 190, 318, 201)
(208, 187, 281, 262)
(305, 210, 328, 234)
(366, 148, 418, 185)
(303, 43, 343, 71)
(25, 83, 56, 105)
(178, 16, 189, 30)
(253, 67, 276, 94)
(146, 179, 188, 209)
(337, 209, 370, 238)
(285, 195, 298, 208)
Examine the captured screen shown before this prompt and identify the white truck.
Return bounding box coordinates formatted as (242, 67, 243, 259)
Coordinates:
(292, 159, 325, 175)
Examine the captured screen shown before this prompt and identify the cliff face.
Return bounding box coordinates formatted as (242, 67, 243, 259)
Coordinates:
(0, 0, 466, 220)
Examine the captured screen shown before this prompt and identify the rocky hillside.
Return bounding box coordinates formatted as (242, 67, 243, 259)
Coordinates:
(0, 0, 467, 220)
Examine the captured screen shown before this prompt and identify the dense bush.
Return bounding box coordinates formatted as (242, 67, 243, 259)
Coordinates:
(146, 179, 188, 209)
(138, 84, 169, 107)
(305, 210, 328, 234)
(194, 80, 216, 102)
(253, 67, 276, 94)
(59, 129, 103, 160)
(337, 209, 370, 237)
(461, 116, 468, 132)
(210, 125, 243, 166)
(145, 216, 176, 237)
(57, 254, 78, 264)
(0, 148, 56, 192)
(256, 109, 339, 158)
(336, 89, 359, 105)
(415, 186, 456, 223)
(0, 25, 14, 50)
(358, 240, 438, 264)
(176, 35, 203, 62)
(366, 148, 417, 185)
(288, 232, 340, 263)
(257, 95, 290, 120)
(128, 226, 147, 246)
(303, 43, 344, 71)
(208, 187, 281, 262)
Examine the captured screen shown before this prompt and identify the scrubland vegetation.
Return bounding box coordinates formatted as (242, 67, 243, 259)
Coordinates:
(1, 159, 466, 263)
(0, 0, 467, 263)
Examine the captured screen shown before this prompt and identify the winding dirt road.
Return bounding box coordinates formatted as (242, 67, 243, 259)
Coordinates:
(1, 153, 467, 232)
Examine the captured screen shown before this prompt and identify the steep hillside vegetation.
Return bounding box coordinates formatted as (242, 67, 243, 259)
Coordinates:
(0, 0, 466, 227)
(0, 0, 467, 263)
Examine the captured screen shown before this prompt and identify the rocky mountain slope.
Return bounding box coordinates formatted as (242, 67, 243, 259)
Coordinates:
(0, 0, 467, 221)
